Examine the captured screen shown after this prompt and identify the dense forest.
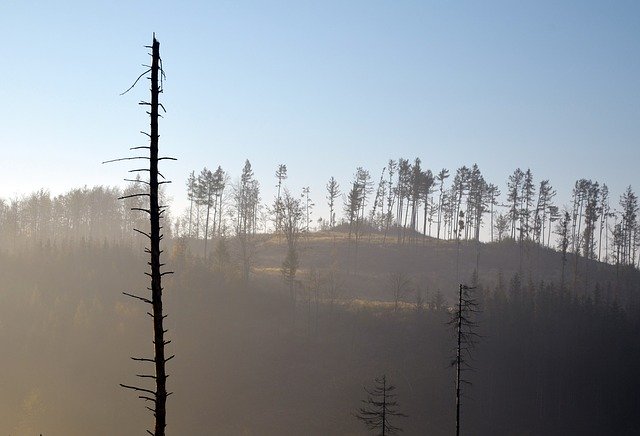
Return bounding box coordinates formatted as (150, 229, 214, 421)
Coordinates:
(0, 170, 638, 434)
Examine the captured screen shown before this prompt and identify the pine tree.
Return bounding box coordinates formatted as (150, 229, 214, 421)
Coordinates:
(507, 168, 523, 239)
(274, 164, 288, 235)
(355, 375, 407, 436)
(620, 186, 638, 266)
(280, 190, 302, 303)
(326, 176, 340, 229)
(436, 168, 450, 240)
(555, 211, 571, 290)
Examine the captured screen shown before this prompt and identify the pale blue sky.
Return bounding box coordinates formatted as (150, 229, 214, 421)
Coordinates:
(1, 0, 638, 221)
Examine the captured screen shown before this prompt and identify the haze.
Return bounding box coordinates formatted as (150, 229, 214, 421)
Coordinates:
(1, 1, 639, 435)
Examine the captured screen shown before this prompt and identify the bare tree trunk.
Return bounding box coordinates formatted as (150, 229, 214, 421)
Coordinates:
(456, 283, 462, 436)
(117, 35, 172, 436)
(204, 192, 211, 259)
(149, 36, 168, 436)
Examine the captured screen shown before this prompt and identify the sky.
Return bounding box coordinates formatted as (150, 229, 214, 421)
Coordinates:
(1, 0, 639, 224)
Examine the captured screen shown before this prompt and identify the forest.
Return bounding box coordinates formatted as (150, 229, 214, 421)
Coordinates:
(0, 157, 639, 434)
(2, 9, 639, 434)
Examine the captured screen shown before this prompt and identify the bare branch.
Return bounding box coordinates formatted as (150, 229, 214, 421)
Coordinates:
(132, 208, 152, 214)
(120, 193, 151, 200)
(103, 156, 150, 164)
(133, 228, 152, 239)
(123, 291, 152, 304)
(120, 68, 152, 95)
(120, 384, 156, 396)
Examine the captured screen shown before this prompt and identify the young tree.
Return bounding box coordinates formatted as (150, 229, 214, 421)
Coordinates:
(301, 186, 314, 233)
(212, 236, 231, 278)
(280, 190, 302, 303)
(355, 375, 407, 436)
(274, 164, 287, 234)
(344, 179, 362, 240)
(326, 176, 340, 229)
(388, 271, 411, 311)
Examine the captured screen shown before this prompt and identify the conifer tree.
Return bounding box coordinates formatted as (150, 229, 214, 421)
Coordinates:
(355, 375, 407, 436)
(326, 176, 340, 229)
(436, 168, 450, 240)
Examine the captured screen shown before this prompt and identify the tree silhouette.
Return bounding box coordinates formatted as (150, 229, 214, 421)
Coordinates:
(556, 211, 571, 291)
(326, 176, 340, 229)
(355, 374, 407, 435)
(281, 189, 302, 303)
(388, 271, 411, 311)
(111, 35, 175, 436)
(449, 284, 480, 436)
(274, 163, 287, 236)
(235, 160, 259, 283)
(435, 168, 450, 240)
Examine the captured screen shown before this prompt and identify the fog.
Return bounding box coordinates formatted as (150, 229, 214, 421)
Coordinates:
(1, 193, 639, 435)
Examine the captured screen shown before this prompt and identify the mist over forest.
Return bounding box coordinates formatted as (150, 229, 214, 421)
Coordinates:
(3, 2, 640, 435)
(1, 158, 639, 435)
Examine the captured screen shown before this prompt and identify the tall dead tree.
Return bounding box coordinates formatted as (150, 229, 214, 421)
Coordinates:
(108, 35, 175, 436)
(449, 284, 480, 436)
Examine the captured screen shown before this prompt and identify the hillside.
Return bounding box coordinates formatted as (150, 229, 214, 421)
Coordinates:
(1, 236, 638, 435)
(184, 229, 639, 305)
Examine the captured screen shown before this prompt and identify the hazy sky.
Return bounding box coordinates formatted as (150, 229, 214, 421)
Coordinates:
(1, 0, 638, 221)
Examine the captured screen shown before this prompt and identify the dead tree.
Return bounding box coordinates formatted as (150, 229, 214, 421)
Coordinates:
(107, 34, 175, 436)
(388, 271, 411, 311)
(449, 284, 480, 436)
(355, 374, 408, 436)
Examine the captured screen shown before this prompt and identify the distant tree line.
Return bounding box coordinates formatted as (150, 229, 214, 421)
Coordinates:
(0, 179, 171, 249)
(1, 158, 637, 274)
(178, 159, 639, 270)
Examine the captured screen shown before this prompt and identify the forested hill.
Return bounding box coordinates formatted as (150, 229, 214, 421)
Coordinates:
(1, 236, 639, 435)
(175, 228, 640, 308)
